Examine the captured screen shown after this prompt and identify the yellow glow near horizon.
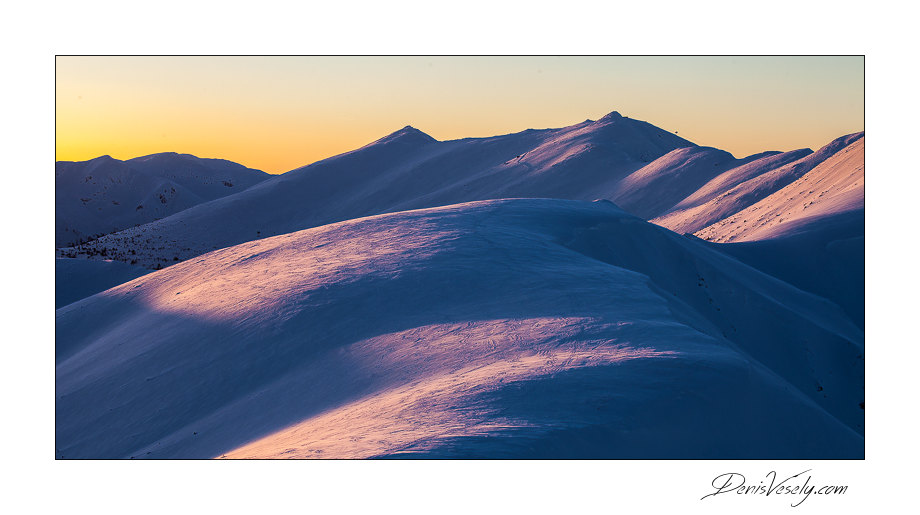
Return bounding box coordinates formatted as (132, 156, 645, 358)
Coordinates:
(56, 56, 864, 174)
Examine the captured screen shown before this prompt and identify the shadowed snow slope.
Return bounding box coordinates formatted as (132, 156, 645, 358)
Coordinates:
(55, 153, 268, 247)
(708, 209, 864, 329)
(58, 113, 696, 268)
(55, 258, 151, 308)
(125, 152, 270, 200)
(56, 199, 863, 459)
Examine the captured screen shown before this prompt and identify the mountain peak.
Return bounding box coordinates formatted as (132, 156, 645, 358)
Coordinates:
(598, 110, 623, 122)
(372, 125, 438, 146)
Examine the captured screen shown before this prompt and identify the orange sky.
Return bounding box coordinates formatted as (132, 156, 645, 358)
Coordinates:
(56, 56, 864, 174)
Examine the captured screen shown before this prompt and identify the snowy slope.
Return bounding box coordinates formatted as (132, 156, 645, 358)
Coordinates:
(650, 148, 812, 233)
(55, 153, 268, 247)
(55, 258, 151, 308)
(56, 199, 863, 459)
(670, 149, 813, 211)
(654, 133, 864, 235)
(695, 136, 864, 242)
(55, 156, 203, 247)
(607, 146, 770, 219)
(126, 152, 269, 201)
(709, 209, 864, 328)
(57, 112, 696, 268)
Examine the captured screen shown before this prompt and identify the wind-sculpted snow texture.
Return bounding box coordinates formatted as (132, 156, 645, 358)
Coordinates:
(56, 199, 864, 459)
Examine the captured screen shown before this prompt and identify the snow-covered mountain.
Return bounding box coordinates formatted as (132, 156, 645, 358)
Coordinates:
(648, 148, 813, 233)
(55, 153, 268, 247)
(680, 136, 866, 329)
(653, 132, 864, 236)
(125, 152, 270, 200)
(56, 112, 699, 268)
(693, 135, 864, 242)
(607, 146, 775, 219)
(55, 199, 863, 459)
(54, 116, 865, 327)
(56, 115, 865, 279)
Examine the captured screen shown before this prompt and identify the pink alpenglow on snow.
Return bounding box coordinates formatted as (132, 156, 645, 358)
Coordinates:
(55, 110, 864, 459)
(56, 199, 863, 459)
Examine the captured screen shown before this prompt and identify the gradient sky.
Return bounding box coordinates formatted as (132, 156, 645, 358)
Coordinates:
(56, 56, 864, 174)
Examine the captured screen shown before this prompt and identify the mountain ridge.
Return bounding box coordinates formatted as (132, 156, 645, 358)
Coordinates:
(56, 198, 863, 459)
(56, 111, 699, 267)
(56, 153, 269, 247)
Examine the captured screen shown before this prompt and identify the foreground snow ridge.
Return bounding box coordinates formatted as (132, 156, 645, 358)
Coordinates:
(56, 199, 863, 459)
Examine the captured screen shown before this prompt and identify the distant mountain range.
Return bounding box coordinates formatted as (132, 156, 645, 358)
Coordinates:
(55, 152, 268, 247)
(56, 112, 864, 325)
(56, 112, 863, 265)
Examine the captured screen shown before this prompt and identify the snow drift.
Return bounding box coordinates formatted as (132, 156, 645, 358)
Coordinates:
(56, 199, 863, 459)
